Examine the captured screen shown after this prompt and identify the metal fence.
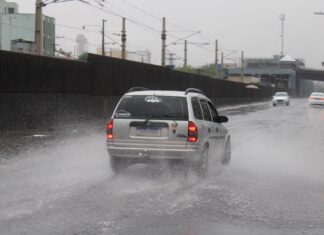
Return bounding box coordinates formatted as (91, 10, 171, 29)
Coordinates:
(0, 50, 272, 102)
(87, 54, 273, 102)
(0, 50, 90, 93)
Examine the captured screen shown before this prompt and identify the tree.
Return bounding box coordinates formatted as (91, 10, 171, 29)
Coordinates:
(176, 64, 227, 79)
(78, 53, 88, 61)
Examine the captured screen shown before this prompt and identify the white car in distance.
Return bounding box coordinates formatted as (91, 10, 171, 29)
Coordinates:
(272, 92, 290, 106)
(308, 92, 324, 106)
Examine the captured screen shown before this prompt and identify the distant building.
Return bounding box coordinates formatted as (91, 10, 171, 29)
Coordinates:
(128, 50, 151, 63)
(228, 54, 311, 95)
(227, 76, 260, 84)
(0, 0, 55, 56)
(0, 0, 18, 13)
(222, 63, 238, 69)
(74, 34, 88, 58)
(244, 55, 305, 69)
(11, 38, 35, 54)
(96, 48, 127, 59)
(96, 48, 151, 63)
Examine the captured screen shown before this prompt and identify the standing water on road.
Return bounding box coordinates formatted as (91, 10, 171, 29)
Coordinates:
(0, 99, 324, 235)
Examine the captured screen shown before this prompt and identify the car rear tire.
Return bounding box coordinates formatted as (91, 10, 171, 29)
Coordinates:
(221, 139, 231, 165)
(110, 156, 128, 174)
(195, 147, 209, 178)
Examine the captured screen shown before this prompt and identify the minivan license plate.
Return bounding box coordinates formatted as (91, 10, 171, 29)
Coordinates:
(137, 127, 161, 137)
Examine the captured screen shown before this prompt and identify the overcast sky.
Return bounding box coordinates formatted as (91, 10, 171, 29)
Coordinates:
(12, 0, 324, 68)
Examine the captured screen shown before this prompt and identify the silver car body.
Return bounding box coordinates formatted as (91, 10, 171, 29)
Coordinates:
(106, 90, 230, 166)
(308, 92, 324, 105)
(272, 92, 290, 106)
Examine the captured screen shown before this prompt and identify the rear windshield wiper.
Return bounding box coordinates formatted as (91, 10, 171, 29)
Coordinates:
(144, 114, 181, 120)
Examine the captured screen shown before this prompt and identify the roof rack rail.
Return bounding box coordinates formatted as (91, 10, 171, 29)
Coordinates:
(128, 87, 149, 92)
(185, 88, 205, 95)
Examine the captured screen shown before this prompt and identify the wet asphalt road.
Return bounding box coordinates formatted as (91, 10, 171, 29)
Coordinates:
(0, 99, 324, 235)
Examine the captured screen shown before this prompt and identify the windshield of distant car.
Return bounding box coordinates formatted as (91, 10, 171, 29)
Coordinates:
(114, 95, 188, 120)
(311, 93, 324, 97)
(274, 93, 288, 97)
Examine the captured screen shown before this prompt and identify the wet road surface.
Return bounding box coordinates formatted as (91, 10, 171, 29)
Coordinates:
(0, 99, 324, 234)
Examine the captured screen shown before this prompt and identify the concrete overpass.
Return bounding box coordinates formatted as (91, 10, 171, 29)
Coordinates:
(296, 68, 324, 82)
(228, 67, 324, 97)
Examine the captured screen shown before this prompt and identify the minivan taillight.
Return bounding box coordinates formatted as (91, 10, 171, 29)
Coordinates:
(188, 121, 198, 142)
(106, 119, 113, 140)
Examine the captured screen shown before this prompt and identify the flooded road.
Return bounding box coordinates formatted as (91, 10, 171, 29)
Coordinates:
(0, 99, 324, 235)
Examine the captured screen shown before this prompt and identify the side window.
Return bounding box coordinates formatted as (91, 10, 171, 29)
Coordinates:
(8, 8, 15, 13)
(200, 99, 212, 122)
(207, 101, 218, 122)
(191, 97, 203, 120)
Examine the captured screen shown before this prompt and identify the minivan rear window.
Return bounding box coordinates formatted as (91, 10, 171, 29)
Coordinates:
(114, 95, 188, 120)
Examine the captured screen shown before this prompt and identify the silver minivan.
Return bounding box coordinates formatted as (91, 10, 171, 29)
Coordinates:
(106, 88, 231, 177)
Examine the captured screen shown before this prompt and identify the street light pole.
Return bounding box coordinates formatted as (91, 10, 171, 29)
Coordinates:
(279, 14, 286, 56)
(314, 11, 324, 66)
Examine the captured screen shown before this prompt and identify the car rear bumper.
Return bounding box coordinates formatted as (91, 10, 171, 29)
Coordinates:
(107, 145, 201, 162)
(309, 100, 324, 105)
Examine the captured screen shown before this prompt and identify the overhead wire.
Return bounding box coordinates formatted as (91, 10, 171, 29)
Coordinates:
(121, 0, 198, 33)
(85, 1, 162, 36)
(45, 0, 216, 64)
(61, 0, 213, 56)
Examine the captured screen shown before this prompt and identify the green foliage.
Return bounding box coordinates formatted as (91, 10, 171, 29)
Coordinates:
(176, 65, 198, 74)
(176, 64, 227, 79)
(78, 53, 88, 61)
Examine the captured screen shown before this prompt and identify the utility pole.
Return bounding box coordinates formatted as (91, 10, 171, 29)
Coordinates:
(241, 51, 244, 82)
(102, 19, 106, 56)
(215, 39, 219, 65)
(184, 40, 188, 68)
(121, 17, 126, 60)
(161, 17, 166, 66)
(279, 14, 285, 56)
(221, 52, 224, 68)
(173, 41, 208, 67)
(35, 0, 43, 55)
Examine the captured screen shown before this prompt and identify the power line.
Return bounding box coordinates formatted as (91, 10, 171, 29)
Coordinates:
(86, 0, 197, 42)
(85, 1, 161, 36)
(104, 34, 121, 46)
(121, 0, 197, 33)
(47, 0, 216, 64)
(80, 0, 216, 58)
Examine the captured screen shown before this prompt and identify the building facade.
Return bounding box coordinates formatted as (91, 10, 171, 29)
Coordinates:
(227, 54, 313, 96)
(0, 0, 55, 56)
(74, 34, 88, 58)
(0, 0, 18, 14)
(11, 38, 35, 54)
